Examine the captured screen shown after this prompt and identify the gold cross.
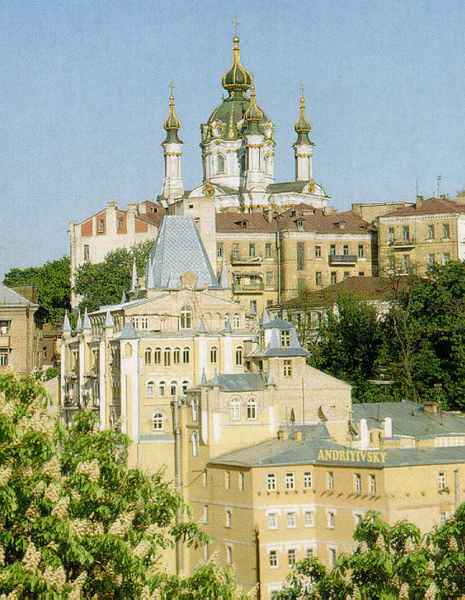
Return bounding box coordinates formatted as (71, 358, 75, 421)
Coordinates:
(299, 81, 305, 97)
(232, 16, 240, 36)
(169, 81, 175, 96)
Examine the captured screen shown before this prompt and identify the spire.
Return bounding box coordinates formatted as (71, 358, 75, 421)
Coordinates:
(219, 261, 229, 289)
(62, 310, 71, 335)
(221, 31, 252, 96)
(163, 83, 182, 144)
(82, 307, 91, 332)
(294, 84, 312, 146)
(200, 368, 207, 386)
(244, 83, 264, 134)
(104, 310, 114, 329)
(75, 310, 82, 333)
(130, 258, 138, 294)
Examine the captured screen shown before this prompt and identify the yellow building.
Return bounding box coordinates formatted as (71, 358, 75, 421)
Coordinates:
(377, 196, 465, 276)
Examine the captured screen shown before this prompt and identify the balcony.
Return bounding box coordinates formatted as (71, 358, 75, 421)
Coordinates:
(389, 238, 416, 249)
(230, 254, 263, 266)
(328, 255, 358, 266)
(232, 279, 264, 294)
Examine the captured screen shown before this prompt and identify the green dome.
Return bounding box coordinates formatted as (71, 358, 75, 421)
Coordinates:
(221, 36, 252, 94)
(294, 93, 312, 146)
(163, 92, 182, 144)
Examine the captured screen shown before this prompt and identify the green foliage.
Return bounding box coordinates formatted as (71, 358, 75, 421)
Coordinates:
(278, 508, 465, 599)
(74, 241, 152, 312)
(3, 257, 71, 326)
(0, 373, 244, 599)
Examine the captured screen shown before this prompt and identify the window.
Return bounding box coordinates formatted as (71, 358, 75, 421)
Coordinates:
(306, 547, 314, 559)
(359, 271, 365, 277)
(232, 243, 240, 259)
(191, 431, 199, 457)
(326, 471, 334, 490)
(235, 346, 243, 365)
(329, 547, 337, 566)
(140, 316, 148, 330)
(247, 398, 257, 420)
(202, 505, 208, 523)
(183, 347, 190, 363)
(249, 243, 256, 257)
(327, 510, 336, 529)
(267, 512, 278, 529)
(84, 245, 90, 262)
(146, 381, 155, 397)
(304, 510, 315, 527)
(285, 472, 295, 490)
(202, 470, 207, 487)
(144, 348, 152, 365)
(267, 473, 277, 491)
(343, 271, 350, 279)
(281, 330, 290, 347)
(438, 471, 447, 491)
(226, 545, 233, 565)
(96, 216, 105, 233)
(217, 154, 225, 174)
(354, 512, 363, 527)
(343, 244, 349, 256)
(442, 223, 450, 239)
(428, 253, 435, 267)
(297, 242, 305, 270)
(164, 348, 171, 366)
(224, 471, 231, 490)
(0, 321, 10, 335)
(266, 271, 273, 286)
(225, 509, 232, 528)
(388, 226, 395, 243)
(304, 472, 312, 489)
(191, 398, 198, 421)
(250, 300, 257, 314)
(265, 243, 272, 258)
(358, 244, 364, 258)
(440, 511, 451, 524)
(159, 381, 165, 396)
(315, 271, 322, 286)
(210, 346, 217, 363)
(315, 245, 321, 258)
(269, 549, 278, 568)
(401, 254, 410, 273)
(217, 243, 224, 258)
(288, 549, 297, 566)
(331, 272, 337, 285)
(442, 253, 451, 265)
(230, 399, 241, 421)
(287, 511, 297, 528)
(239, 472, 245, 490)
(330, 244, 336, 256)
(427, 224, 435, 239)
(354, 473, 362, 495)
(296, 219, 304, 232)
(152, 412, 164, 431)
(368, 474, 377, 495)
(154, 348, 161, 364)
(283, 360, 292, 377)
(232, 314, 240, 328)
(402, 225, 410, 241)
(180, 305, 192, 329)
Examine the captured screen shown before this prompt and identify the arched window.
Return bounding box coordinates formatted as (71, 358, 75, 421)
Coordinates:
(180, 305, 192, 329)
(191, 398, 199, 422)
(230, 399, 241, 422)
(217, 154, 225, 174)
(210, 346, 217, 363)
(144, 348, 152, 365)
(146, 381, 155, 397)
(159, 381, 166, 397)
(183, 347, 190, 364)
(232, 314, 240, 329)
(182, 380, 189, 395)
(164, 348, 171, 366)
(170, 381, 177, 396)
(152, 412, 164, 431)
(173, 347, 181, 364)
(235, 346, 243, 366)
(192, 431, 199, 457)
(154, 348, 161, 364)
(247, 398, 257, 420)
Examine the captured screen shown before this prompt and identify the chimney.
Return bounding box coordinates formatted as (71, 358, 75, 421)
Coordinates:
(383, 417, 393, 438)
(277, 430, 289, 441)
(294, 430, 303, 442)
(359, 418, 369, 449)
(416, 195, 424, 209)
(423, 401, 439, 415)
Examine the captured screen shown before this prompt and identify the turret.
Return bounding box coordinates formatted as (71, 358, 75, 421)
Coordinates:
(161, 85, 184, 203)
(243, 84, 267, 195)
(293, 88, 313, 182)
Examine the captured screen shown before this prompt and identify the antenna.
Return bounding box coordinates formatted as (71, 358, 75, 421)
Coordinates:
(415, 178, 419, 197)
(436, 175, 442, 197)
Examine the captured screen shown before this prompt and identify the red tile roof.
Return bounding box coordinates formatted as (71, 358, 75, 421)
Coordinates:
(382, 197, 465, 218)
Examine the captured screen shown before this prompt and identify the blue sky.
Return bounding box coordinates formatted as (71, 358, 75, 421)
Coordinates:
(1, 0, 464, 276)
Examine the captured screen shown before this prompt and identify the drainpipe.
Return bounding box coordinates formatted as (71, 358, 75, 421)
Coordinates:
(254, 528, 261, 600)
(171, 397, 184, 575)
(454, 469, 460, 509)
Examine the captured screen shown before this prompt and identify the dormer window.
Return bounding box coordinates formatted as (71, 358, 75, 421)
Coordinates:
(280, 330, 290, 347)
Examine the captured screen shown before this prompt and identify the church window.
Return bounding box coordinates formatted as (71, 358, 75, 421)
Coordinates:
(159, 381, 166, 396)
(230, 399, 241, 421)
(183, 347, 190, 363)
(283, 360, 292, 377)
(173, 347, 180, 364)
(144, 348, 152, 365)
(281, 330, 290, 347)
(210, 346, 217, 363)
(217, 154, 225, 174)
(235, 346, 243, 365)
(154, 348, 161, 364)
(180, 305, 192, 329)
(170, 381, 177, 396)
(152, 412, 164, 431)
(146, 381, 155, 397)
(191, 431, 199, 457)
(164, 348, 171, 366)
(247, 398, 257, 420)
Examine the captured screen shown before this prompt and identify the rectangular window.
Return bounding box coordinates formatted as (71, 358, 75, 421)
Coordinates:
(225, 509, 232, 528)
(0, 321, 10, 335)
(249, 243, 256, 257)
(288, 548, 296, 566)
(297, 242, 305, 270)
(0, 348, 8, 367)
(232, 243, 240, 258)
(427, 224, 435, 239)
(285, 472, 295, 490)
(250, 300, 257, 314)
(224, 471, 231, 490)
(287, 512, 297, 528)
(343, 244, 349, 256)
(443, 223, 450, 239)
(438, 471, 447, 491)
(306, 547, 314, 559)
(304, 472, 312, 489)
(267, 512, 278, 529)
(428, 253, 435, 267)
(330, 244, 336, 256)
(266, 271, 273, 286)
(217, 243, 224, 258)
(315, 245, 321, 258)
(84, 244, 90, 262)
(283, 360, 292, 377)
(368, 474, 377, 495)
(281, 330, 290, 347)
(343, 271, 350, 279)
(304, 510, 315, 527)
(96, 216, 105, 233)
(239, 472, 245, 491)
(315, 272, 322, 286)
(297, 278, 306, 294)
(402, 225, 410, 241)
(265, 243, 272, 258)
(442, 253, 451, 265)
(331, 272, 337, 285)
(327, 510, 336, 529)
(267, 473, 277, 491)
(269, 549, 278, 568)
(354, 473, 362, 495)
(359, 271, 365, 277)
(226, 544, 233, 565)
(388, 226, 395, 243)
(329, 547, 337, 566)
(358, 244, 364, 258)
(326, 471, 334, 490)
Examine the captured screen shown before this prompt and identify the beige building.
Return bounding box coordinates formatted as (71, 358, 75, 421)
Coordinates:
(377, 196, 465, 276)
(61, 213, 465, 598)
(0, 284, 39, 374)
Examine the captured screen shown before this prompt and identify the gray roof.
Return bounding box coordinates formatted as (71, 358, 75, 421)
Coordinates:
(119, 320, 138, 340)
(353, 401, 465, 439)
(0, 284, 33, 306)
(146, 216, 218, 290)
(208, 373, 266, 392)
(262, 318, 294, 330)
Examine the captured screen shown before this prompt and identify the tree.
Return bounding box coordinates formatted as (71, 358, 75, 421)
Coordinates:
(74, 241, 152, 312)
(0, 373, 246, 599)
(3, 257, 71, 326)
(278, 508, 465, 599)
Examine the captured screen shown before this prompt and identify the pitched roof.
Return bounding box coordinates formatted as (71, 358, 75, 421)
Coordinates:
(216, 212, 276, 233)
(267, 181, 310, 194)
(146, 216, 218, 290)
(0, 284, 34, 306)
(207, 373, 266, 392)
(382, 197, 465, 218)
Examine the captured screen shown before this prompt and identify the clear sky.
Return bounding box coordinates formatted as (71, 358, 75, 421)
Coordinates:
(1, 0, 464, 276)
